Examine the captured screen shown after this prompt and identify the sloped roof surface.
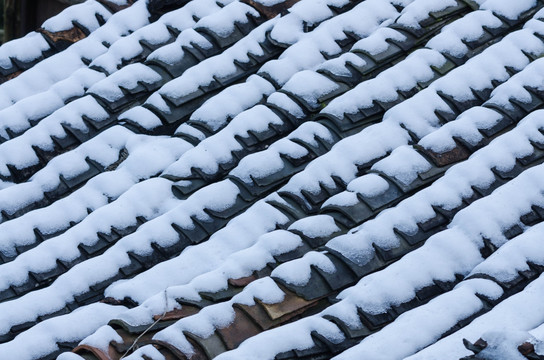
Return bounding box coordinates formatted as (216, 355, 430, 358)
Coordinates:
(1, 0, 544, 359)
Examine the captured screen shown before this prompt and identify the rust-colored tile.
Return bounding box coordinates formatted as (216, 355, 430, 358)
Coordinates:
(518, 341, 535, 356)
(100, 296, 137, 307)
(39, 26, 87, 44)
(106, 344, 124, 360)
(73, 344, 111, 360)
(238, 296, 325, 333)
(258, 288, 316, 321)
(235, 303, 278, 330)
(420, 143, 470, 167)
(240, 0, 302, 19)
(0, 70, 23, 85)
(153, 305, 200, 321)
(217, 307, 262, 350)
(228, 274, 257, 288)
(101, 297, 123, 306)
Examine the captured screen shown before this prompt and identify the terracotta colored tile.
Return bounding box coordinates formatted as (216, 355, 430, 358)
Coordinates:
(258, 288, 316, 321)
(421, 143, 470, 167)
(217, 307, 262, 350)
(228, 274, 257, 288)
(517, 341, 535, 356)
(73, 344, 111, 360)
(235, 303, 277, 330)
(39, 26, 87, 44)
(2, 69, 23, 82)
(153, 305, 200, 321)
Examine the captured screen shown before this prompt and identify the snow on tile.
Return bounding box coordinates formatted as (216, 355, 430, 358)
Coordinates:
(230, 120, 332, 178)
(162, 0, 235, 31)
(105, 213, 337, 328)
(124, 345, 166, 360)
(281, 70, 340, 108)
(346, 173, 391, 197)
(145, 28, 213, 67)
(0, 182, 177, 291)
(271, 251, 335, 285)
(371, 145, 431, 186)
(185, 74, 275, 133)
(435, 29, 544, 102)
(77, 325, 123, 355)
(323, 48, 445, 119)
(150, 277, 343, 358)
(215, 317, 344, 360)
(331, 279, 503, 360)
(222, 153, 544, 357)
(480, 0, 538, 20)
(418, 106, 503, 152)
(352, 26, 407, 54)
(163, 105, 282, 179)
(0, 32, 50, 69)
(487, 56, 544, 109)
(195, 1, 259, 37)
(471, 331, 536, 360)
(119, 105, 163, 130)
(57, 354, 85, 360)
(0, 178, 246, 335)
(4, 0, 544, 358)
(231, 139, 308, 182)
(106, 194, 291, 306)
(174, 123, 206, 141)
(331, 228, 485, 313)
(281, 121, 410, 203)
(328, 110, 544, 262)
(261, 0, 405, 85)
(396, 0, 459, 29)
(42, 1, 112, 32)
(152, 18, 277, 103)
(325, 11, 544, 131)
(152, 0, 405, 110)
(90, 21, 171, 73)
(288, 214, 340, 238)
(92, 0, 237, 73)
(266, 92, 305, 118)
(0, 95, 109, 177)
(469, 223, 544, 283)
(426, 10, 503, 57)
(0, 303, 126, 360)
(88, 63, 162, 102)
(0, 68, 105, 139)
(0, 133, 191, 257)
(318, 51, 368, 78)
(408, 273, 544, 359)
(0, 0, 149, 110)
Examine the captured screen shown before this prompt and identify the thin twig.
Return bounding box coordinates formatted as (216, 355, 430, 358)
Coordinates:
(120, 289, 169, 359)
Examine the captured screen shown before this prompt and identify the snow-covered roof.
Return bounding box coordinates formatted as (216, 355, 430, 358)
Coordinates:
(1, 0, 544, 359)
